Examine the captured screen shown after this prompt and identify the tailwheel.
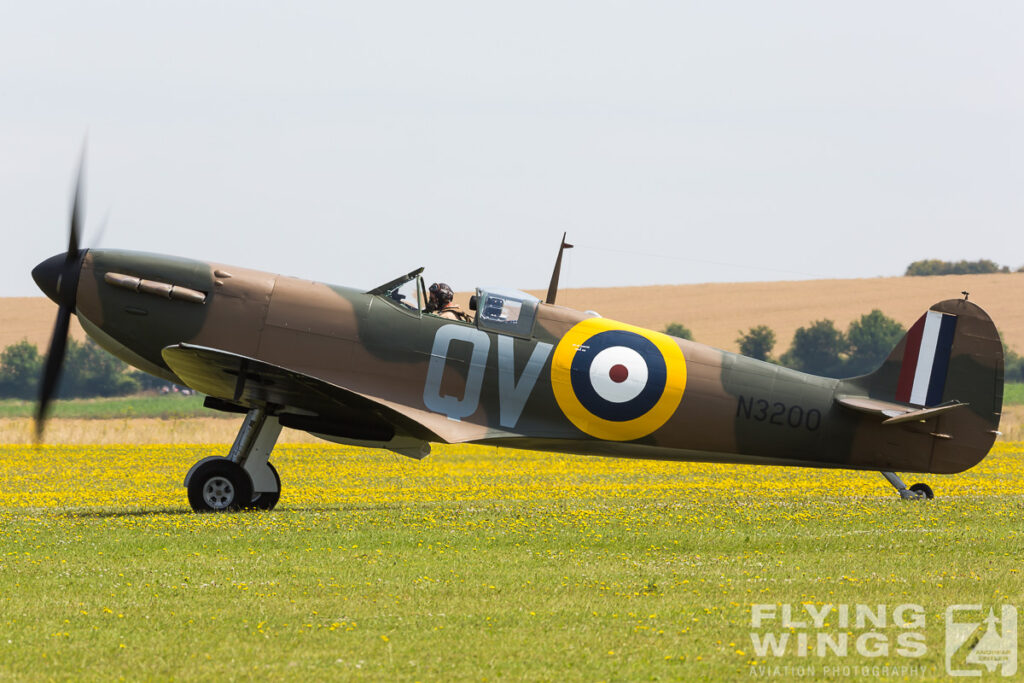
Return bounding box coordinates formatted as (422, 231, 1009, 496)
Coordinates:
(244, 462, 281, 511)
(187, 459, 254, 512)
(880, 471, 933, 501)
(909, 483, 934, 500)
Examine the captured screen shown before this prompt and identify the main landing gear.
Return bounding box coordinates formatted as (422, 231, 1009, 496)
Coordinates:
(184, 407, 282, 512)
(881, 471, 934, 500)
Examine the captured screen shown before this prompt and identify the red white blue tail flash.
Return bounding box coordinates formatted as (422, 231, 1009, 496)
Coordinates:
(896, 310, 958, 406)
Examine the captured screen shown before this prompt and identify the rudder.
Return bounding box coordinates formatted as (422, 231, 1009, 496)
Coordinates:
(842, 298, 1003, 473)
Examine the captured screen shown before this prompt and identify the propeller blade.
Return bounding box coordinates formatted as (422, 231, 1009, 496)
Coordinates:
(35, 145, 87, 442)
(90, 208, 111, 250)
(35, 306, 71, 440)
(66, 148, 83, 264)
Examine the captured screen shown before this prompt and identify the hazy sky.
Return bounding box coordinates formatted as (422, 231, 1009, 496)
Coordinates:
(3, 2, 1021, 296)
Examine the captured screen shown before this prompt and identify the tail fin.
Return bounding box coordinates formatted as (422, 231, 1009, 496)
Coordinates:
(841, 298, 1003, 473)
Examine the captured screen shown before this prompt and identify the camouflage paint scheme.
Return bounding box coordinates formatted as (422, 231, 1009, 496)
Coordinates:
(45, 249, 1003, 476)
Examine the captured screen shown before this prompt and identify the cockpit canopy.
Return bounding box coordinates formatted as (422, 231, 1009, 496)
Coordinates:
(369, 269, 539, 338)
(472, 287, 539, 338)
(369, 267, 426, 310)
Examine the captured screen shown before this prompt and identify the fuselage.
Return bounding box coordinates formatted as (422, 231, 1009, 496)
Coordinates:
(36, 248, 1000, 475)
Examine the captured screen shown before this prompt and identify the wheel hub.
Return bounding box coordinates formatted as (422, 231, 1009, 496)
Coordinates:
(203, 476, 235, 509)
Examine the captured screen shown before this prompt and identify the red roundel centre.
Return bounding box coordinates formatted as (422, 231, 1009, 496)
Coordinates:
(609, 364, 629, 383)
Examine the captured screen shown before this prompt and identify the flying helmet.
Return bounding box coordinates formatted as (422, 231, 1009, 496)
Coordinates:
(429, 282, 454, 307)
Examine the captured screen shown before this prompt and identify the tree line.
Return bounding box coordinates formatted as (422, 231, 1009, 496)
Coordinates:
(5, 317, 1023, 401)
(904, 259, 1022, 276)
(0, 339, 157, 400)
(666, 311, 1024, 381)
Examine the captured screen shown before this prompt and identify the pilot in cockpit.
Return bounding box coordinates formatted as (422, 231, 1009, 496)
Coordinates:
(426, 282, 471, 322)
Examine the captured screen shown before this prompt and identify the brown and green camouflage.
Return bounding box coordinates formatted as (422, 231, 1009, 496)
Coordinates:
(35, 248, 1003, 479)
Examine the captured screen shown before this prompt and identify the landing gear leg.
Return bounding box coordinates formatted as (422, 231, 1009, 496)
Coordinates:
(227, 407, 282, 510)
(880, 471, 934, 500)
(184, 407, 283, 512)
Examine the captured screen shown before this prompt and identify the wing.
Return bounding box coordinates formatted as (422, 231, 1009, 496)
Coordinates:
(162, 343, 441, 443)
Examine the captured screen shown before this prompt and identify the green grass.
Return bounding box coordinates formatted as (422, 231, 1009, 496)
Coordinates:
(1, 443, 1022, 680)
(0, 393, 223, 419)
(1004, 382, 1024, 406)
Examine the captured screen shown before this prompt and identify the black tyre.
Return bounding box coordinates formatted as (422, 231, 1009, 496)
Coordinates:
(909, 483, 934, 500)
(244, 462, 281, 511)
(187, 459, 254, 512)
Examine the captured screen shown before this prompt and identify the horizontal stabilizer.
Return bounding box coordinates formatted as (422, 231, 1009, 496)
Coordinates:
(836, 394, 969, 425)
(882, 402, 969, 425)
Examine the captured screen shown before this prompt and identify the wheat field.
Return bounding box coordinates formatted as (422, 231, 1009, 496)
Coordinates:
(4, 407, 1024, 445)
(526, 271, 1024, 353)
(8, 271, 1024, 354)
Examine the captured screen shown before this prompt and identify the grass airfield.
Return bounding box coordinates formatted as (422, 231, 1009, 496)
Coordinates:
(1, 432, 1022, 681)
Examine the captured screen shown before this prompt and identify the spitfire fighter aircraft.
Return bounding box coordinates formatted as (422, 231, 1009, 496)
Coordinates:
(33, 170, 1003, 512)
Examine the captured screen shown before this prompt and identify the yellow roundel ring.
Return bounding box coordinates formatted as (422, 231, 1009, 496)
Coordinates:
(551, 317, 686, 441)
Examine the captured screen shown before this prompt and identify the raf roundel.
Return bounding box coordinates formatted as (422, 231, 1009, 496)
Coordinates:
(551, 318, 687, 441)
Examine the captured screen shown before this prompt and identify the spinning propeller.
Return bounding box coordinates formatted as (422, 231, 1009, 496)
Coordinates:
(31, 151, 89, 441)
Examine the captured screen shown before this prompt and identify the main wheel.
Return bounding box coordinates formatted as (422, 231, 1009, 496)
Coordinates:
(909, 482, 934, 500)
(187, 459, 254, 512)
(244, 462, 281, 511)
